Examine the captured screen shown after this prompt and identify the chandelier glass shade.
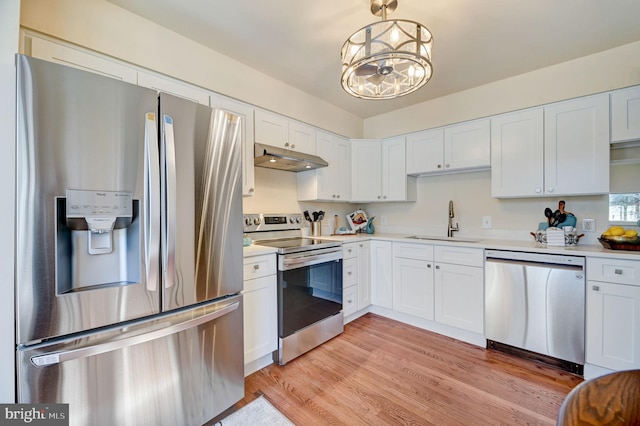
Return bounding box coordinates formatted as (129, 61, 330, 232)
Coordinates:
(340, 1, 433, 99)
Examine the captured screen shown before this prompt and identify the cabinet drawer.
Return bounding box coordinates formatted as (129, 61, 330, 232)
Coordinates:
(434, 246, 483, 267)
(343, 285, 358, 317)
(343, 257, 358, 287)
(243, 254, 276, 280)
(587, 257, 640, 286)
(343, 243, 358, 259)
(392, 242, 434, 260)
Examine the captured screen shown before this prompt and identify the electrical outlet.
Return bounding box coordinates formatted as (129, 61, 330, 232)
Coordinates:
(582, 219, 596, 233)
(380, 216, 388, 225)
(482, 216, 492, 229)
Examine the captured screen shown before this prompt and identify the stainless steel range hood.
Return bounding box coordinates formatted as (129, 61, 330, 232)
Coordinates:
(254, 143, 328, 172)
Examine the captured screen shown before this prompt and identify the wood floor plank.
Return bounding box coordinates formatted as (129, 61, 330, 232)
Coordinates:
(232, 313, 583, 425)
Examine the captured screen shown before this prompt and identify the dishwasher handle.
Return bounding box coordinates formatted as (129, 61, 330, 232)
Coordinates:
(485, 249, 584, 269)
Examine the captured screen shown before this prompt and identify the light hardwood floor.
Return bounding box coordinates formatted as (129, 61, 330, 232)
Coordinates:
(228, 313, 583, 425)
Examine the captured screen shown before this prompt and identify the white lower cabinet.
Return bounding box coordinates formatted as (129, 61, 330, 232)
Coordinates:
(434, 246, 484, 334)
(586, 257, 640, 372)
(392, 243, 434, 320)
(391, 243, 483, 334)
(434, 262, 484, 334)
(370, 240, 393, 309)
(342, 241, 371, 319)
(242, 253, 277, 375)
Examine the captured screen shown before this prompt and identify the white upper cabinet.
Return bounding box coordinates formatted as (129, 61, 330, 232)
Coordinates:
(138, 71, 210, 105)
(351, 137, 416, 202)
(491, 94, 609, 197)
(406, 119, 490, 176)
(297, 131, 350, 201)
(406, 128, 444, 174)
(443, 119, 491, 171)
(24, 32, 137, 84)
(491, 108, 544, 198)
(544, 93, 609, 196)
(611, 85, 640, 143)
(254, 109, 316, 155)
(210, 94, 256, 197)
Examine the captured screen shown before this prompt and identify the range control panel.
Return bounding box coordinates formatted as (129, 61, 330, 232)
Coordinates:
(243, 213, 303, 233)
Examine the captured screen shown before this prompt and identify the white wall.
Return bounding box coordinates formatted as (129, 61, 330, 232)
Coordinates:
(1, 0, 20, 403)
(364, 41, 640, 138)
(19, 0, 363, 139)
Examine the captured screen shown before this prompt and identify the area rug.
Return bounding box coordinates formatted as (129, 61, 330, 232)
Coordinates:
(214, 396, 294, 425)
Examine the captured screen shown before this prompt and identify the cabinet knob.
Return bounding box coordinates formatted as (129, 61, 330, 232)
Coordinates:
(336, 195, 340, 199)
(592, 285, 600, 291)
(427, 264, 432, 268)
(284, 142, 289, 147)
(547, 187, 554, 193)
(291, 144, 296, 149)
(347, 299, 353, 304)
(535, 188, 542, 193)
(614, 269, 624, 275)
(445, 164, 450, 168)
(377, 195, 381, 199)
(253, 264, 260, 270)
(437, 164, 442, 169)
(347, 249, 352, 253)
(248, 188, 255, 193)
(348, 271, 352, 275)
(435, 265, 440, 269)
(383, 195, 387, 199)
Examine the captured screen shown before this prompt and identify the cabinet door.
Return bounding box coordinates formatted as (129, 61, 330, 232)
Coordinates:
(356, 241, 371, 310)
(370, 240, 393, 309)
(443, 119, 491, 171)
(392, 257, 434, 320)
(406, 128, 444, 175)
(210, 94, 255, 197)
(611, 85, 640, 143)
(254, 109, 289, 148)
(381, 136, 407, 201)
(351, 139, 382, 202)
(434, 263, 484, 333)
(491, 108, 544, 198)
(288, 121, 316, 155)
(138, 71, 210, 105)
(27, 34, 137, 84)
(544, 94, 609, 195)
(586, 281, 640, 371)
(243, 274, 277, 364)
(308, 132, 350, 201)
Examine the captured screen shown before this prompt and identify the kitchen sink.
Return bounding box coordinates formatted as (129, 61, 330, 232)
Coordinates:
(406, 235, 482, 243)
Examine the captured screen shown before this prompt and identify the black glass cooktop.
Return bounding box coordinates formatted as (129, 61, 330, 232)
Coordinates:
(254, 237, 341, 254)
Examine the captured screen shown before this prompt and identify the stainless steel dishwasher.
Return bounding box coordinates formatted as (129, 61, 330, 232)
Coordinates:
(485, 250, 585, 374)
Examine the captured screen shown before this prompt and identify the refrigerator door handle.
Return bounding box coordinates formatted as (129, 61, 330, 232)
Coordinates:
(29, 301, 240, 367)
(145, 112, 161, 291)
(163, 114, 177, 289)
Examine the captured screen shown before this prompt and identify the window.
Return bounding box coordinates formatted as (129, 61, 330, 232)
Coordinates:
(609, 193, 640, 224)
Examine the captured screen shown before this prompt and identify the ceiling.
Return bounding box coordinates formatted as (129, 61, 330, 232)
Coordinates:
(107, 0, 640, 119)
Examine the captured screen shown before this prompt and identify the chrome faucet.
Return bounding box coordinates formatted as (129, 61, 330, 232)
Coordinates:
(447, 200, 459, 238)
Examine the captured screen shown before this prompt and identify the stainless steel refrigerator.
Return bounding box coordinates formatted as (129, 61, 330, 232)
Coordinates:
(15, 54, 244, 426)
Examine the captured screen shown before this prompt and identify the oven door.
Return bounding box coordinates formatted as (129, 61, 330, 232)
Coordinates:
(277, 248, 343, 338)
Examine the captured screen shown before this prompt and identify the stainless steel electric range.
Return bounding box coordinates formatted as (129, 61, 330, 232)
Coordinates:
(244, 213, 344, 365)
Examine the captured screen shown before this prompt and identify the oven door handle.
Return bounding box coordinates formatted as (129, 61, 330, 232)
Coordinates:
(281, 251, 342, 271)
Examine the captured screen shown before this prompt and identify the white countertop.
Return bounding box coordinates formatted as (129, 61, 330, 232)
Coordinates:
(243, 232, 640, 261)
(318, 232, 640, 261)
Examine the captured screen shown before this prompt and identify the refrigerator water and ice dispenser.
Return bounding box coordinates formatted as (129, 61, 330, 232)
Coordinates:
(56, 189, 139, 293)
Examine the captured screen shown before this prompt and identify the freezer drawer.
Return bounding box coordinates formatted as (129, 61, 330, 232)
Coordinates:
(17, 296, 244, 426)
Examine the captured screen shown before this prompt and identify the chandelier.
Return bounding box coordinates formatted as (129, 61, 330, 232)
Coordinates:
(340, 0, 433, 100)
